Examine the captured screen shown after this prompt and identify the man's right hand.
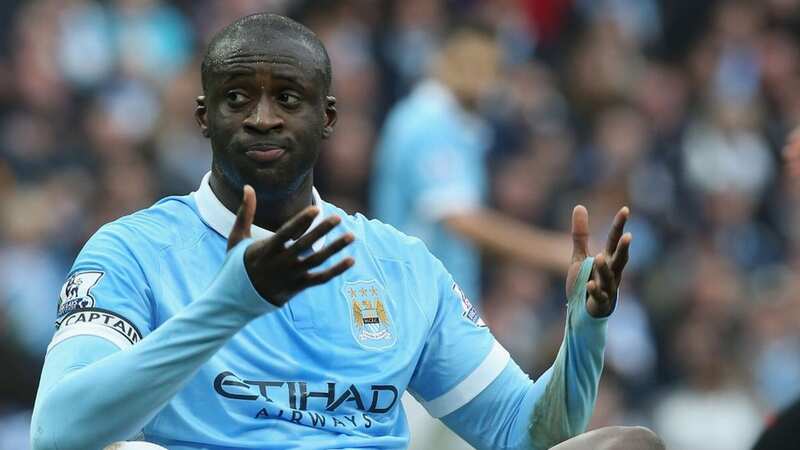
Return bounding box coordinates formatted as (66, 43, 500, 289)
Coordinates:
(226, 185, 355, 306)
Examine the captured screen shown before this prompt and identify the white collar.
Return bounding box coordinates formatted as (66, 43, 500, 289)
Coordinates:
(193, 171, 327, 252)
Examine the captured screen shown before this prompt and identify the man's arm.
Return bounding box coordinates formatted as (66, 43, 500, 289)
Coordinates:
(31, 242, 273, 449)
(388, 136, 572, 273)
(444, 208, 572, 273)
(31, 187, 354, 450)
(427, 206, 631, 450)
(441, 256, 606, 450)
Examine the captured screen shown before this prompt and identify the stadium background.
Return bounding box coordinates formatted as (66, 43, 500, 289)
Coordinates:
(1, 0, 798, 448)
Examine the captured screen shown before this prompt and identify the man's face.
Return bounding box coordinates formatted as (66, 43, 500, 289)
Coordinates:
(197, 38, 335, 194)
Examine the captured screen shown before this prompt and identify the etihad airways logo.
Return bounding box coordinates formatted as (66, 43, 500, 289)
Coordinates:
(214, 371, 399, 413)
(213, 371, 400, 430)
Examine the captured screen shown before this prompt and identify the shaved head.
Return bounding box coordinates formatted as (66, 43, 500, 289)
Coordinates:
(201, 13, 332, 95)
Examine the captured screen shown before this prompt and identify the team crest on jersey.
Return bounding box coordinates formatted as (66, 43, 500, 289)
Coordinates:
(453, 283, 486, 327)
(57, 271, 104, 318)
(341, 280, 397, 350)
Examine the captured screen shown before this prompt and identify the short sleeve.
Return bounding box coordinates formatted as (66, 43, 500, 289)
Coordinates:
(411, 144, 482, 221)
(408, 260, 510, 418)
(49, 223, 154, 353)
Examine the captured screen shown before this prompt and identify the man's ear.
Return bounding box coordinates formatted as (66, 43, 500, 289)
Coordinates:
(195, 95, 210, 138)
(322, 95, 337, 139)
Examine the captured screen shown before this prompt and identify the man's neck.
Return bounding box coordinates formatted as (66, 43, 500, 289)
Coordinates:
(209, 170, 314, 232)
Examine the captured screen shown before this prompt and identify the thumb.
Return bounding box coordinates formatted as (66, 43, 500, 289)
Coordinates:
(227, 185, 256, 251)
(571, 205, 589, 263)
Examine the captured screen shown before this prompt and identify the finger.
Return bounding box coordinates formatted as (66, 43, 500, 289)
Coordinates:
(571, 205, 589, 263)
(303, 257, 355, 286)
(610, 232, 632, 276)
(595, 253, 615, 294)
(274, 206, 319, 245)
(592, 253, 609, 292)
(587, 279, 610, 305)
(289, 215, 342, 254)
(605, 206, 629, 256)
(227, 185, 256, 251)
(298, 233, 355, 269)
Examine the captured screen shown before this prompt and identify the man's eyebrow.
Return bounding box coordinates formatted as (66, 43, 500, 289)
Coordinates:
(270, 71, 310, 85)
(215, 64, 314, 88)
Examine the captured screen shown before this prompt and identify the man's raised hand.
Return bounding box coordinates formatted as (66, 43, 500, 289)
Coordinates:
(565, 205, 631, 317)
(227, 185, 355, 306)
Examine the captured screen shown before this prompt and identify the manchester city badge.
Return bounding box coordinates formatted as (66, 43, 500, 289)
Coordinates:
(341, 280, 397, 350)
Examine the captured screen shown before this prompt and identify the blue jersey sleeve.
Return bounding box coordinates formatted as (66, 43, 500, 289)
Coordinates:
(438, 258, 610, 450)
(31, 239, 274, 450)
(50, 222, 155, 353)
(407, 255, 510, 418)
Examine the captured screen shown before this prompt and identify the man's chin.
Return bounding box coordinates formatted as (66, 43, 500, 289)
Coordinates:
(239, 165, 310, 196)
(214, 155, 311, 197)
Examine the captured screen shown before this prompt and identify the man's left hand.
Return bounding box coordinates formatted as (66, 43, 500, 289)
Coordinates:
(566, 205, 631, 317)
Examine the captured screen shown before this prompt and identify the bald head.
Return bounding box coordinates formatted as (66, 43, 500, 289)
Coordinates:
(201, 13, 332, 95)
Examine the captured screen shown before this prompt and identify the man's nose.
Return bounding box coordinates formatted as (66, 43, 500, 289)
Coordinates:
(243, 97, 283, 132)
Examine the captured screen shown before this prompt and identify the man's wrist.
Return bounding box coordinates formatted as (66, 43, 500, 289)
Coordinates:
(568, 257, 611, 331)
(209, 238, 277, 318)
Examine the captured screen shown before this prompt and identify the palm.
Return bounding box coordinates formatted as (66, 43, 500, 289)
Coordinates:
(566, 206, 631, 318)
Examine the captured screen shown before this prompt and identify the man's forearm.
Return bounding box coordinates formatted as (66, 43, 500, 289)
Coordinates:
(528, 257, 608, 448)
(442, 258, 608, 450)
(444, 209, 572, 273)
(31, 240, 272, 450)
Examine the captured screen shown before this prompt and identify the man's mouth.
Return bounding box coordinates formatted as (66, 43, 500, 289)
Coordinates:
(245, 144, 286, 163)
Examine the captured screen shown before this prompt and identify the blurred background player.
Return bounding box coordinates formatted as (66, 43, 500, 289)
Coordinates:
(372, 23, 571, 307)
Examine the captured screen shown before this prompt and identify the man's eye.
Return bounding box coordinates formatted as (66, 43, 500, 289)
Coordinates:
(278, 92, 301, 108)
(226, 91, 248, 105)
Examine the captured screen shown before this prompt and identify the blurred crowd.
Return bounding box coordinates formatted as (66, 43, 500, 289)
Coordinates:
(2, 0, 800, 449)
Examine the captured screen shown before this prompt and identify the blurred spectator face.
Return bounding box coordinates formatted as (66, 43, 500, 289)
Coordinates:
(493, 154, 545, 222)
(674, 319, 728, 388)
(634, 64, 688, 134)
(594, 105, 649, 175)
(12, 0, 70, 114)
(90, 158, 157, 229)
(714, 0, 763, 43)
(2, 187, 54, 245)
(767, 0, 800, 18)
(318, 112, 373, 210)
(433, 30, 500, 110)
(492, 128, 573, 221)
(313, 4, 379, 116)
(759, 31, 799, 94)
(2, 112, 56, 163)
(502, 62, 567, 125)
(689, 251, 744, 323)
(567, 20, 642, 115)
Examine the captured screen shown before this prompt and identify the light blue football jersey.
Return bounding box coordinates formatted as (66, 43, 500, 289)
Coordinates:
(47, 172, 509, 449)
(371, 80, 491, 302)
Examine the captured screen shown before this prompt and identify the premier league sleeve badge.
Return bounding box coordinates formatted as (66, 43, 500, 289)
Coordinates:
(57, 271, 104, 320)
